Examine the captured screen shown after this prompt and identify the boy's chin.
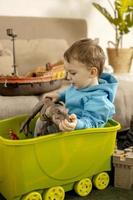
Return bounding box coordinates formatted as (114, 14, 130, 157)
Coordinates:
(72, 83, 84, 89)
(73, 84, 81, 89)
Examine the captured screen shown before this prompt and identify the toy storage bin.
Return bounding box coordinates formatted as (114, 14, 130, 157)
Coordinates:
(0, 115, 120, 200)
(113, 147, 133, 189)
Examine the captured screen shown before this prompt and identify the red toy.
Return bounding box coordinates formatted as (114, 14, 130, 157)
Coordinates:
(9, 129, 19, 140)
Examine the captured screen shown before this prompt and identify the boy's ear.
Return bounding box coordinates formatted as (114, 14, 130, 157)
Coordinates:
(89, 67, 98, 77)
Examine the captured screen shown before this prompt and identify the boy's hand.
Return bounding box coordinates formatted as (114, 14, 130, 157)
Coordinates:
(59, 114, 77, 131)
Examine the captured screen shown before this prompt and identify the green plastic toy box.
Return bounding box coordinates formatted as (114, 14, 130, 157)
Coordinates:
(0, 115, 120, 200)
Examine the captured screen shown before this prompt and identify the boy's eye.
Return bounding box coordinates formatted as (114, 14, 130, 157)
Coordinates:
(70, 72, 76, 75)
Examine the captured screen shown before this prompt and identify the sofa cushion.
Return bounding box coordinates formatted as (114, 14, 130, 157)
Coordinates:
(0, 95, 39, 119)
(0, 43, 13, 75)
(114, 79, 133, 130)
(0, 39, 68, 75)
(0, 55, 13, 75)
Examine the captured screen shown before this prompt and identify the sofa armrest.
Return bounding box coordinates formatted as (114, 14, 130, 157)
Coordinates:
(113, 74, 133, 129)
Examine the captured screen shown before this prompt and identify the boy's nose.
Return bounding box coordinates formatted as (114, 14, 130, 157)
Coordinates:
(66, 72, 71, 81)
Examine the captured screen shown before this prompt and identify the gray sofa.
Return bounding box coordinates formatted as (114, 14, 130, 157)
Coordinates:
(0, 16, 132, 130)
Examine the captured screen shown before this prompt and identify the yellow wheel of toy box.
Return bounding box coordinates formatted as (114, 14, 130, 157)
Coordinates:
(43, 186, 65, 200)
(74, 178, 92, 197)
(22, 191, 42, 200)
(93, 172, 109, 190)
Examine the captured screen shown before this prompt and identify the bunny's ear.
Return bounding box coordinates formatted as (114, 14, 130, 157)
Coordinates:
(43, 96, 53, 107)
(130, 115, 133, 130)
(55, 101, 65, 107)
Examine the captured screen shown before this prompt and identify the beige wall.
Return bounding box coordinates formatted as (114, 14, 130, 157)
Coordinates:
(0, 0, 133, 50)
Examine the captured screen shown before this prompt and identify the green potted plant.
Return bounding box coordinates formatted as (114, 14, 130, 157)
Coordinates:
(92, 0, 133, 73)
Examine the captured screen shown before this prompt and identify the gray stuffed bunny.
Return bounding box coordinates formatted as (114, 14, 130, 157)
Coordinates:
(20, 97, 69, 137)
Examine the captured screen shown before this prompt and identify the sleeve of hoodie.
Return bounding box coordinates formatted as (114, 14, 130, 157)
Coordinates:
(58, 88, 67, 102)
(76, 94, 115, 129)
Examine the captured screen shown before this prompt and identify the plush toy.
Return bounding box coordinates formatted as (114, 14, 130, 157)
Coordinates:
(20, 97, 70, 137)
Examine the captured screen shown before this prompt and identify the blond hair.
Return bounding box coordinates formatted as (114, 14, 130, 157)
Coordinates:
(64, 38, 105, 76)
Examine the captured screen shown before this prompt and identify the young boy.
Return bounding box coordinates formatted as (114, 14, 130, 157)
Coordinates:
(46, 38, 118, 132)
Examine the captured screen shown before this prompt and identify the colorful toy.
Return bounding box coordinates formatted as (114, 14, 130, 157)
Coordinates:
(0, 64, 66, 96)
(113, 146, 133, 189)
(0, 115, 120, 200)
(9, 129, 19, 140)
(0, 29, 66, 96)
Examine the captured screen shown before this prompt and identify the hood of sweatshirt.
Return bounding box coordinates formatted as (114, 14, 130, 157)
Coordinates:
(79, 73, 118, 102)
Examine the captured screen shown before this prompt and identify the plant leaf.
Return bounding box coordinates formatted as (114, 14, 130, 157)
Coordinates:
(92, 3, 116, 25)
(115, 0, 133, 16)
(92, 0, 133, 48)
(126, 13, 133, 27)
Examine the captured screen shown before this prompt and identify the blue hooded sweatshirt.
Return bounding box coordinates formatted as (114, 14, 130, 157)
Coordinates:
(58, 73, 118, 129)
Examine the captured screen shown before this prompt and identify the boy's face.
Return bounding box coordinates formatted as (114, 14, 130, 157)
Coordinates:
(64, 59, 98, 89)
